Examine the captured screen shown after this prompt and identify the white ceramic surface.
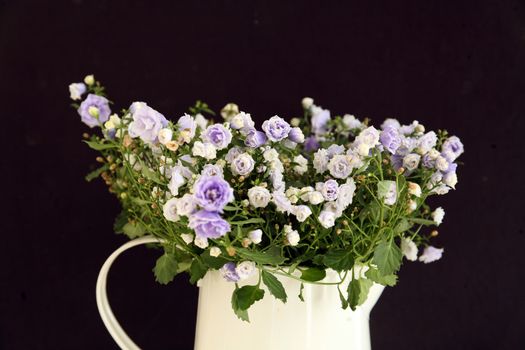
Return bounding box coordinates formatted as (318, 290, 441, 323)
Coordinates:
(96, 235, 384, 350)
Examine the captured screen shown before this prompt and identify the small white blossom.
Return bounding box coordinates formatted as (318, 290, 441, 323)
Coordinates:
(248, 229, 263, 244)
(69, 82, 86, 100)
(313, 149, 329, 173)
(284, 225, 300, 246)
(401, 237, 418, 261)
(432, 207, 445, 226)
(435, 156, 449, 172)
(318, 210, 336, 228)
(407, 182, 422, 197)
(293, 205, 312, 222)
(407, 199, 417, 213)
(194, 236, 209, 249)
(302, 97, 314, 109)
(158, 128, 173, 145)
(236, 261, 256, 279)
(192, 141, 217, 160)
(176, 194, 196, 217)
(293, 155, 308, 175)
(84, 74, 95, 85)
(403, 153, 421, 172)
(231, 153, 255, 176)
(168, 171, 186, 196)
(308, 191, 324, 205)
(299, 186, 314, 201)
(263, 148, 280, 163)
(336, 178, 356, 211)
(443, 172, 458, 189)
(181, 233, 194, 245)
(247, 186, 271, 208)
(342, 114, 363, 129)
(290, 118, 301, 127)
(194, 113, 208, 130)
(328, 154, 353, 179)
(104, 114, 121, 130)
(209, 247, 222, 257)
(272, 191, 294, 214)
(162, 198, 179, 222)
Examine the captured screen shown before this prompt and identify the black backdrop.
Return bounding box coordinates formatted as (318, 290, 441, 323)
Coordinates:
(1, 1, 525, 349)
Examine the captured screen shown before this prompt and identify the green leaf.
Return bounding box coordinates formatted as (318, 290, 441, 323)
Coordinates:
(228, 218, 266, 225)
(141, 165, 163, 185)
(322, 249, 355, 272)
(394, 219, 413, 234)
(377, 180, 396, 201)
(153, 253, 179, 285)
(372, 240, 402, 275)
(122, 221, 147, 238)
(236, 246, 285, 265)
(189, 259, 208, 284)
(298, 282, 305, 302)
(300, 267, 326, 282)
(232, 285, 265, 311)
(348, 278, 373, 310)
(231, 289, 250, 322)
(364, 267, 398, 287)
(406, 217, 436, 226)
(200, 250, 229, 269)
(338, 287, 349, 309)
(85, 164, 109, 182)
(83, 140, 118, 150)
(113, 211, 128, 234)
(261, 270, 287, 303)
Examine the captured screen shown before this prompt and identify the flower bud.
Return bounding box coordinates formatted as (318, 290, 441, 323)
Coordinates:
(84, 74, 95, 86)
(301, 97, 314, 109)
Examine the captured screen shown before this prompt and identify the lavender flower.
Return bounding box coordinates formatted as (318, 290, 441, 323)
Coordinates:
(288, 127, 305, 143)
(262, 116, 291, 142)
(69, 83, 86, 100)
(220, 262, 240, 282)
(231, 153, 255, 176)
(193, 175, 234, 212)
(244, 129, 268, 148)
(317, 179, 339, 201)
(202, 124, 232, 150)
(128, 102, 168, 143)
(189, 210, 231, 239)
(441, 136, 464, 161)
(177, 114, 197, 140)
(419, 246, 444, 264)
(77, 94, 111, 128)
(304, 136, 320, 152)
(380, 126, 402, 154)
(311, 107, 331, 135)
(417, 131, 437, 154)
(327, 155, 353, 179)
(201, 164, 224, 177)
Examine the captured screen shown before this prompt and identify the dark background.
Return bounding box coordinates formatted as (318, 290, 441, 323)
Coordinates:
(1, 0, 524, 349)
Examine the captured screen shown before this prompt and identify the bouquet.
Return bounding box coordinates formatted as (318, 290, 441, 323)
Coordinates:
(70, 75, 463, 321)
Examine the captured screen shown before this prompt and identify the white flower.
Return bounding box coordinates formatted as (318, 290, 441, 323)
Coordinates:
(272, 191, 294, 214)
(432, 207, 445, 226)
(427, 148, 440, 160)
(290, 118, 301, 127)
(201, 164, 223, 177)
(318, 210, 336, 228)
(313, 149, 329, 173)
(356, 126, 380, 147)
(407, 182, 422, 197)
(236, 261, 256, 279)
(181, 233, 194, 245)
(419, 246, 444, 264)
(247, 186, 271, 208)
(194, 113, 208, 130)
(84, 74, 95, 85)
(401, 238, 418, 261)
(299, 186, 314, 201)
(443, 172, 458, 189)
(69, 82, 86, 100)
(308, 191, 324, 205)
(435, 156, 449, 172)
(293, 155, 308, 175)
(168, 171, 186, 196)
(342, 114, 363, 129)
(176, 194, 196, 217)
(285, 187, 299, 204)
(417, 131, 437, 154)
(270, 170, 285, 191)
(104, 114, 121, 130)
(194, 236, 209, 249)
(293, 205, 312, 222)
(210, 247, 222, 257)
(263, 148, 280, 163)
(407, 199, 417, 213)
(302, 97, 314, 109)
(226, 147, 243, 163)
(284, 225, 300, 246)
(220, 103, 239, 121)
(231, 153, 255, 176)
(403, 153, 421, 172)
(336, 178, 356, 211)
(192, 141, 217, 160)
(248, 229, 263, 244)
(328, 154, 353, 179)
(163, 198, 179, 222)
(378, 180, 397, 206)
(158, 128, 173, 145)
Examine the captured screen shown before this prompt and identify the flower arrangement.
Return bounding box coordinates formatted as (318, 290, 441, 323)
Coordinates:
(70, 75, 463, 321)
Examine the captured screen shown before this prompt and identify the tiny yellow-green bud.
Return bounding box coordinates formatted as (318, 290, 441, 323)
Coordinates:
(84, 74, 95, 86)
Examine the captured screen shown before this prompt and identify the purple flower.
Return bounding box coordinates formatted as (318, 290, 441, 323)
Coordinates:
(441, 136, 464, 161)
(189, 210, 231, 239)
(380, 126, 402, 154)
(417, 131, 437, 154)
(311, 107, 331, 135)
(177, 114, 197, 139)
(201, 164, 223, 177)
(77, 94, 111, 128)
(244, 128, 268, 148)
(202, 124, 232, 150)
(421, 153, 436, 168)
(288, 127, 305, 143)
(390, 154, 404, 171)
(304, 136, 320, 152)
(262, 116, 291, 142)
(317, 179, 339, 201)
(193, 175, 234, 212)
(128, 102, 168, 143)
(220, 262, 240, 282)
